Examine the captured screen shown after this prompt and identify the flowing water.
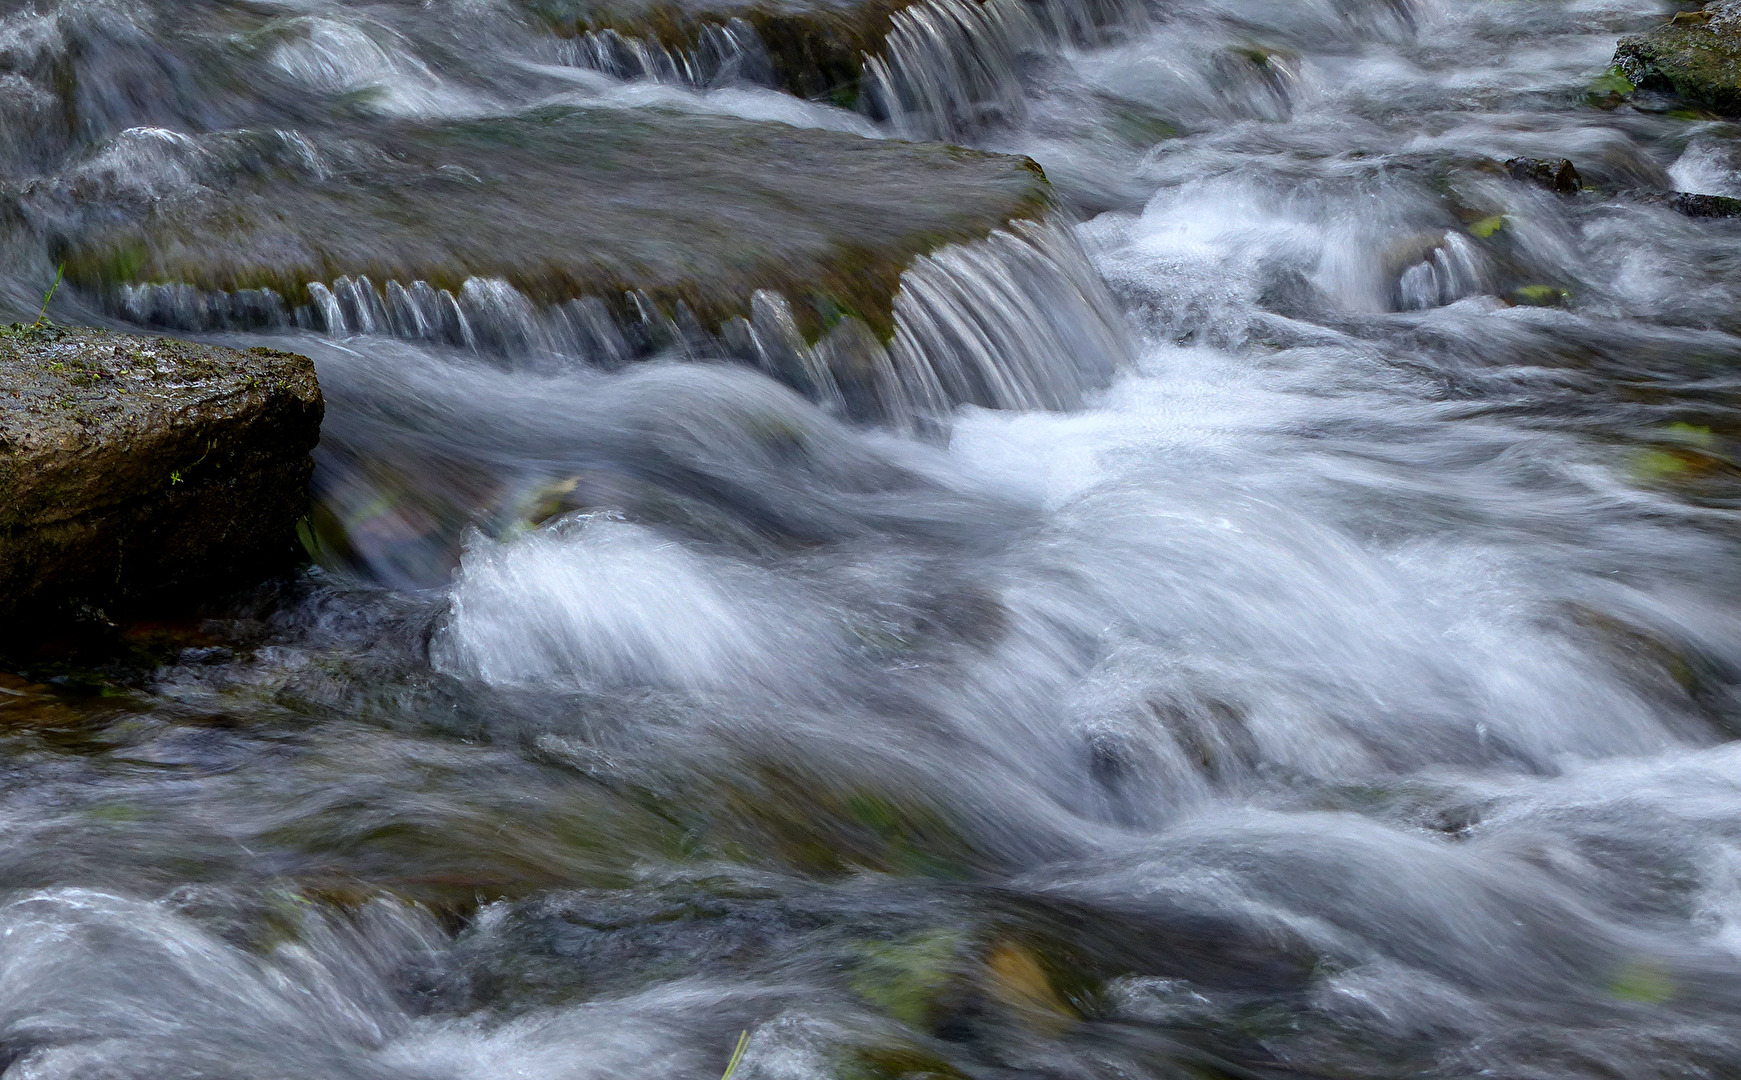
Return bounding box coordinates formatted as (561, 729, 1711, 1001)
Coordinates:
(4, 0, 1741, 1076)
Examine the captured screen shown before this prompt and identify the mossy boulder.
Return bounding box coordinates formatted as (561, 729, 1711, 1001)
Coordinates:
(1615, 3, 1741, 117)
(46, 106, 1052, 343)
(0, 327, 322, 620)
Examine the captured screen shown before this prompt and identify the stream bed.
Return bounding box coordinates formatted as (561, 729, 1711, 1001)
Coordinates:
(3, 0, 1741, 1076)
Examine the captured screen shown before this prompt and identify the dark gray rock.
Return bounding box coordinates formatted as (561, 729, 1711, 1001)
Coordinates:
(1610, 189, 1741, 218)
(0, 326, 322, 618)
(1505, 157, 1581, 194)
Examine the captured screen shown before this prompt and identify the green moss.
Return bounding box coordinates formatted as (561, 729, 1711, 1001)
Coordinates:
(88, 803, 146, 822)
(700, 763, 984, 878)
(1631, 423, 1737, 487)
(850, 929, 970, 1029)
(1610, 958, 1677, 1003)
(1586, 64, 1636, 108)
(1663, 421, 1718, 449)
(1510, 284, 1569, 307)
(1634, 447, 1694, 482)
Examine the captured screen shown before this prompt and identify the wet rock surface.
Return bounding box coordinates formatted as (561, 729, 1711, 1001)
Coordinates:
(1615, 1, 1741, 117)
(0, 327, 322, 620)
(44, 107, 1052, 342)
(1505, 157, 1582, 194)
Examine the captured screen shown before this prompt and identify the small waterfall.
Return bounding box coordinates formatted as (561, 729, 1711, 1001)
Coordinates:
(862, 0, 1036, 141)
(881, 217, 1130, 417)
(862, 0, 1143, 140)
(1210, 47, 1302, 123)
(554, 19, 776, 88)
(1393, 232, 1490, 311)
(117, 282, 291, 332)
(107, 217, 1129, 428)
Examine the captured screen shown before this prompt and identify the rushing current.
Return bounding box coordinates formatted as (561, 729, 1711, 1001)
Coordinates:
(4, 0, 1741, 1076)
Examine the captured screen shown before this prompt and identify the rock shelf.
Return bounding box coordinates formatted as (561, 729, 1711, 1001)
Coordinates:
(48, 107, 1053, 345)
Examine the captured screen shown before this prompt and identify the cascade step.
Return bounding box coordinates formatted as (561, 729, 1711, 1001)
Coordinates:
(45, 108, 1049, 344)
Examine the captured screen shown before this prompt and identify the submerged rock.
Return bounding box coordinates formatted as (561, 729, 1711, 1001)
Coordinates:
(0, 327, 322, 619)
(1615, 2, 1741, 117)
(47, 107, 1051, 347)
(1509, 284, 1570, 308)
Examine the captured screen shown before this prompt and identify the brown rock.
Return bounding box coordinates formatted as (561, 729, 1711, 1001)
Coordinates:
(0, 326, 322, 618)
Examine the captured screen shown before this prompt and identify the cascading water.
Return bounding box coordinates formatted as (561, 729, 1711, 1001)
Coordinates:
(3, 0, 1741, 1078)
(555, 19, 776, 88)
(862, 0, 1039, 140)
(105, 220, 1128, 429)
(862, 0, 1146, 139)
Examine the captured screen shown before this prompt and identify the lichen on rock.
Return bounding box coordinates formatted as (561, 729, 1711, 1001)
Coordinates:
(0, 326, 322, 619)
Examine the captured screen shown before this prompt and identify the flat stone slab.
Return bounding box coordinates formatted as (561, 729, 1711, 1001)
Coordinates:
(0, 327, 322, 617)
(47, 106, 1052, 343)
(1616, 2, 1741, 117)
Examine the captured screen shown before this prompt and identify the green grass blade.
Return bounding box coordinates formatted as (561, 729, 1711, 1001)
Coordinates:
(721, 1030, 750, 1080)
(32, 263, 63, 328)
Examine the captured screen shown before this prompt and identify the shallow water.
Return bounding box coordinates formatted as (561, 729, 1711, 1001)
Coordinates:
(5, 0, 1741, 1076)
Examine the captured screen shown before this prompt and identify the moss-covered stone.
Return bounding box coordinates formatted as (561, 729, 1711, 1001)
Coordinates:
(1615, 2, 1741, 117)
(0, 326, 322, 620)
(48, 107, 1052, 343)
(1586, 64, 1638, 109)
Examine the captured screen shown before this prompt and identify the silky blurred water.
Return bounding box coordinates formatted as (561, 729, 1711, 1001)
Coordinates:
(3, 0, 1741, 1076)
